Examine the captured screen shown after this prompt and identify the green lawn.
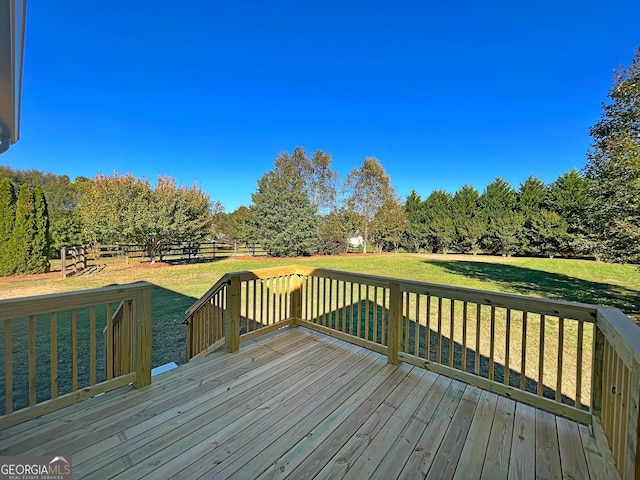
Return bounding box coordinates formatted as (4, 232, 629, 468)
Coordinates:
(1, 253, 639, 413)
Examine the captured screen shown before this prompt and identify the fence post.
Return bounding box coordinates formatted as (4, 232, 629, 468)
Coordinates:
(61, 246, 67, 278)
(388, 282, 403, 365)
(133, 285, 153, 388)
(79, 246, 86, 271)
(225, 274, 241, 353)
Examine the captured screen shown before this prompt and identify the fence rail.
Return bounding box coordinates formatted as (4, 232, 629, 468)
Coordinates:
(185, 264, 640, 480)
(0, 283, 152, 429)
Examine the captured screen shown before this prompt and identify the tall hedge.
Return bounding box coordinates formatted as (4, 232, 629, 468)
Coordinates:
(0, 178, 16, 275)
(5, 183, 51, 275)
(28, 185, 51, 273)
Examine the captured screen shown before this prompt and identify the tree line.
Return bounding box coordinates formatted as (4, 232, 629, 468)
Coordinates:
(223, 47, 640, 263)
(0, 47, 638, 270)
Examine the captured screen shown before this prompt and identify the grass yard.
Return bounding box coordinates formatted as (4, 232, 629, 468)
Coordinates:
(1, 253, 639, 413)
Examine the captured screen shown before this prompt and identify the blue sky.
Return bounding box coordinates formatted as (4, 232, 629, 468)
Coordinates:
(3, 1, 639, 211)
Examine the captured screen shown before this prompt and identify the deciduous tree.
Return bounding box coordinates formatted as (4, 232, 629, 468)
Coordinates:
(371, 196, 408, 252)
(344, 157, 393, 253)
(78, 173, 214, 262)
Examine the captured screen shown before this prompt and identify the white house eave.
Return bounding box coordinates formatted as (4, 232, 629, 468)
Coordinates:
(0, 0, 26, 154)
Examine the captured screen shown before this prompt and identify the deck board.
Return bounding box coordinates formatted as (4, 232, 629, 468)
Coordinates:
(0, 327, 620, 479)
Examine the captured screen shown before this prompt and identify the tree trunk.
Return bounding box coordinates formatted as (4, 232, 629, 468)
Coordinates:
(363, 226, 368, 254)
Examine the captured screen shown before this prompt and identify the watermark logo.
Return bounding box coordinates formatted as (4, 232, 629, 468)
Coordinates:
(0, 456, 71, 480)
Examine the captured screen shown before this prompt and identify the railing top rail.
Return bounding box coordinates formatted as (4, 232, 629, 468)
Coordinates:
(295, 265, 598, 323)
(188, 265, 599, 324)
(184, 274, 230, 319)
(597, 306, 640, 368)
(0, 282, 153, 320)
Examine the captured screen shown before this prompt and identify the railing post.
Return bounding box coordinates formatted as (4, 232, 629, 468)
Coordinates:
(627, 363, 640, 480)
(592, 324, 605, 418)
(186, 316, 193, 360)
(388, 282, 402, 365)
(225, 274, 241, 353)
(133, 286, 153, 388)
(290, 274, 303, 324)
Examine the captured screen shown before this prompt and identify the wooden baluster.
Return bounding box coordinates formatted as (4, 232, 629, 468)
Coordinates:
(425, 295, 432, 361)
(404, 292, 410, 353)
(575, 321, 584, 410)
(328, 279, 334, 328)
(382, 287, 388, 345)
(357, 284, 363, 339)
(449, 299, 455, 367)
(461, 302, 467, 372)
(50, 312, 58, 398)
(28, 315, 36, 406)
(436, 297, 443, 363)
(520, 312, 528, 391)
(489, 306, 495, 381)
(364, 285, 370, 341)
(106, 303, 113, 380)
(71, 309, 78, 392)
(556, 317, 564, 402)
(4, 318, 12, 414)
(414, 295, 421, 357)
(505, 309, 511, 386)
(373, 287, 379, 343)
(90, 306, 96, 386)
(341, 281, 347, 332)
(538, 314, 546, 396)
(475, 304, 481, 375)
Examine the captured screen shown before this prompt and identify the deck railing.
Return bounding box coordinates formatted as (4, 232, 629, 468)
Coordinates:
(0, 282, 152, 429)
(185, 265, 640, 480)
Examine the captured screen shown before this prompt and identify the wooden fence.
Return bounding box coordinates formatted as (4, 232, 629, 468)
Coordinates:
(0, 283, 153, 429)
(184, 265, 640, 480)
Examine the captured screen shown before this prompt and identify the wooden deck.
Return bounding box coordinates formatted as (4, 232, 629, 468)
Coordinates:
(0, 327, 619, 479)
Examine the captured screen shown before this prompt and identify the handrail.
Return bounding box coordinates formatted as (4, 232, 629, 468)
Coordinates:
(184, 275, 230, 323)
(1, 282, 152, 430)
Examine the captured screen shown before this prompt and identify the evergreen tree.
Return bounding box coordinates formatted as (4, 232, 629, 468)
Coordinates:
(424, 190, 455, 253)
(451, 185, 484, 254)
(0, 178, 16, 276)
(547, 169, 592, 256)
(527, 210, 569, 258)
(517, 176, 548, 255)
(248, 157, 319, 257)
(318, 207, 361, 255)
(402, 190, 428, 253)
(479, 178, 523, 255)
(28, 185, 51, 273)
(11, 184, 36, 274)
(585, 48, 640, 263)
